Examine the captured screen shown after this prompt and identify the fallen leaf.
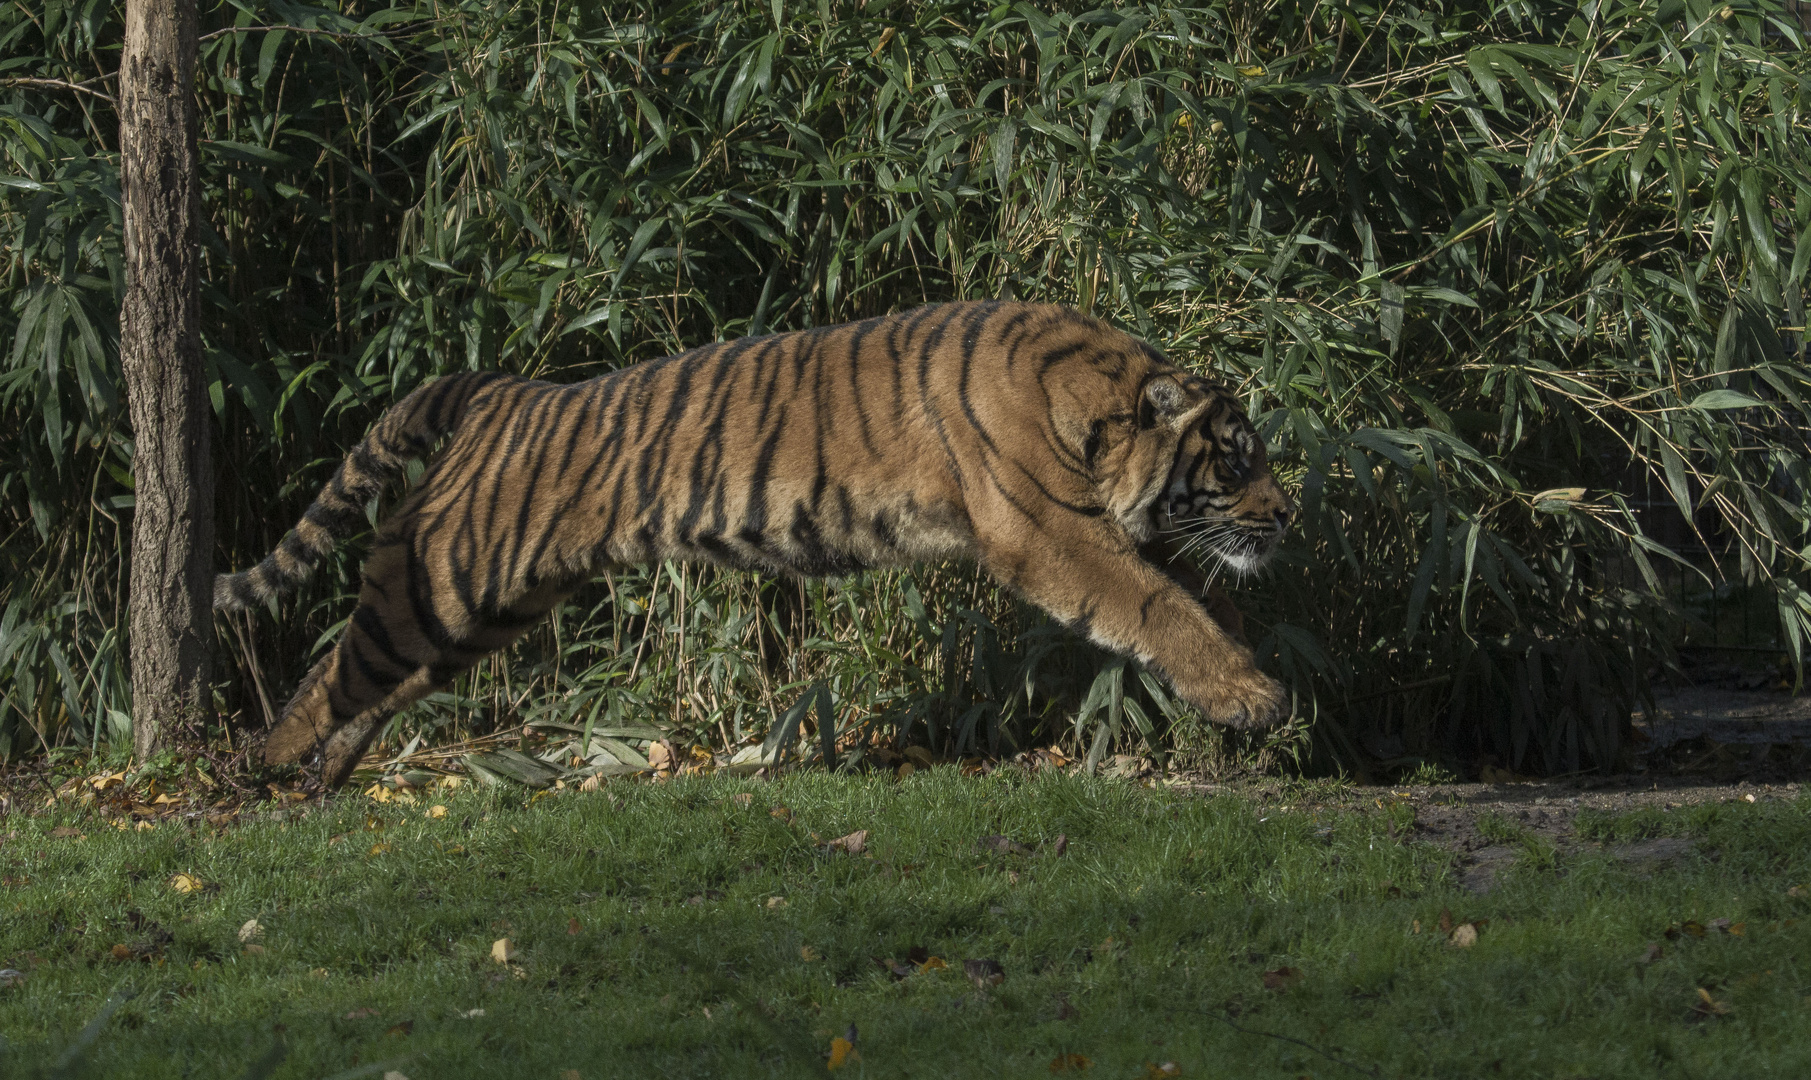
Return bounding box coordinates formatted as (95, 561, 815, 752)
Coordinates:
(976, 834, 1032, 856)
(578, 775, 602, 793)
(902, 746, 935, 768)
(827, 1036, 859, 1070)
(1437, 908, 1455, 934)
(648, 741, 674, 772)
(344, 1007, 380, 1020)
(242, 944, 266, 956)
(491, 938, 515, 964)
(800, 945, 821, 961)
(0, 969, 25, 990)
(1788, 885, 1807, 899)
(1640, 942, 1664, 965)
(1692, 987, 1731, 1018)
(1449, 922, 1482, 948)
(110, 944, 132, 961)
(964, 957, 1005, 990)
(561, 1072, 581, 1080)
(769, 806, 794, 823)
(459, 1008, 485, 1018)
(568, 918, 582, 936)
(1262, 966, 1303, 990)
(367, 842, 392, 857)
(310, 968, 329, 979)
(169, 873, 204, 894)
(896, 762, 916, 780)
(918, 955, 948, 971)
(1411, 919, 1422, 935)
(50, 826, 84, 839)
(427, 805, 448, 819)
(383, 1072, 410, 1080)
(1046, 833, 1069, 857)
(1145, 1063, 1182, 1079)
(386, 1020, 413, 1036)
(1049, 1052, 1092, 1072)
(826, 830, 868, 855)
(766, 896, 788, 909)
(238, 919, 263, 943)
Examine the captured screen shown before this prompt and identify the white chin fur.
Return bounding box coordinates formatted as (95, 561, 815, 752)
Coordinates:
(1212, 542, 1275, 575)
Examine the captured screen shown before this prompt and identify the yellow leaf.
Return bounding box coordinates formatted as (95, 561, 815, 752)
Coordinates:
(1049, 1052, 1093, 1072)
(238, 919, 263, 943)
(766, 896, 788, 909)
(1450, 923, 1480, 948)
(1236, 65, 1265, 77)
(800, 945, 821, 961)
(491, 938, 515, 964)
(918, 955, 948, 971)
(827, 1037, 859, 1070)
(367, 842, 392, 857)
(1145, 1063, 1182, 1079)
(427, 804, 448, 819)
(169, 873, 204, 894)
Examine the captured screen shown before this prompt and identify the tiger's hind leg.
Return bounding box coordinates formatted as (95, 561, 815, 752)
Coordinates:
(262, 536, 572, 788)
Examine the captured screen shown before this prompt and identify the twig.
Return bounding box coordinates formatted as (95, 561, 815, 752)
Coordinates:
(1210, 1010, 1385, 1079)
(0, 76, 115, 104)
(198, 25, 386, 43)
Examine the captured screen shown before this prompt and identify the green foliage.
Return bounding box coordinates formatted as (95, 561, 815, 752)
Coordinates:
(3, 0, 1809, 772)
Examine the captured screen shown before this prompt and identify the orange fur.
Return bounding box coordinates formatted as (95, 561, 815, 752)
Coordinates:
(218, 302, 1296, 786)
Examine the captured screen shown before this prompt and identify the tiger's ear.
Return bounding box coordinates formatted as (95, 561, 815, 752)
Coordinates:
(1142, 376, 1194, 427)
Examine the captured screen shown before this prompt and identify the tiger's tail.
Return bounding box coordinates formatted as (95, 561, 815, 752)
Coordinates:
(214, 372, 505, 610)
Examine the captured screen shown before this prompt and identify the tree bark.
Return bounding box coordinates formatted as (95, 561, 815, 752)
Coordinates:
(120, 0, 212, 759)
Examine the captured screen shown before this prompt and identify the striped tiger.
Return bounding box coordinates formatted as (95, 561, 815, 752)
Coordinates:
(217, 301, 1296, 786)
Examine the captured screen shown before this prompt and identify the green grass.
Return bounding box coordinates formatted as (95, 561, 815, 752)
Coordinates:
(3, 773, 1810, 1078)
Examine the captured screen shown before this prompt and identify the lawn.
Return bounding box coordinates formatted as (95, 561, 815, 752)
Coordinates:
(2, 770, 1808, 1078)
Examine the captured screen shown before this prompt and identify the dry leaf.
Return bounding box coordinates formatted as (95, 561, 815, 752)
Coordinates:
(491, 938, 515, 964)
(0, 969, 24, 990)
(964, 958, 1005, 990)
(827, 1036, 859, 1070)
(458, 1008, 485, 1018)
(1693, 987, 1732, 1017)
(578, 775, 602, 793)
(427, 805, 448, 819)
(169, 873, 204, 894)
(568, 918, 582, 936)
(110, 944, 132, 961)
(896, 762, 915, 780)
(648, 741, 674, 772)
(977, 834, 1032, 856)
(918, 955, 948, 971)
(1411, 919, 1422, 935)
(1144, 1064, 1182, 1079)
(766, 896, 788, 909)
(344, 1007, 380, 1020)
(1049, 1053, 1092, 1072)
(242, 944, 266, 956)
(769, 806, 794, 822)
(800, 945, 821, 961)
(1449, 923, 1480, 948)
(383, 1072, 410, 1080)
(238, 919, 263, 943)
(561, 1072, 581, 1080)
(310, 968, 330, 979)
(1788, 885, 1808, 899)
(1046, 833, 1069, 857)
(386, 1020, 413, 1036)
(1640, 942, 1664, 965)
(826, 830, 868, 854)
(1437, 908, 1455, 934)
(1262, 966, 1303, 990)
(50, 826, 84, 839)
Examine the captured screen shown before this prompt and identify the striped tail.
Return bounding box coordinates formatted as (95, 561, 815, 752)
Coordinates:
(214, 372, 506, 610)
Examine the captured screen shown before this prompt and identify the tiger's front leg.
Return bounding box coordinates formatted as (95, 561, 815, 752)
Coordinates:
(985, 527, 1287, 729)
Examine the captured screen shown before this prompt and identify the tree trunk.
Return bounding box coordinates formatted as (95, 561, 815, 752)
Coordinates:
(120, 0, 212, 759)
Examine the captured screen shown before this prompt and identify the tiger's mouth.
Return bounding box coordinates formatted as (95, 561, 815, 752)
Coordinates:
(1158, 510, 1287, 575)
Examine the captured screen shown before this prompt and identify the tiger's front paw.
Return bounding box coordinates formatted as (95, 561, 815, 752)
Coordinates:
(1202, 668, 1290, 730)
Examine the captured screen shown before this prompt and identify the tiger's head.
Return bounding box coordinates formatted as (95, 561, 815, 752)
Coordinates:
(1151, 376, 1295, 574)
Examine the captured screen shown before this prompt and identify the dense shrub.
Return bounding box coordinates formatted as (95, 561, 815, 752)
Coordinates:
(3, 0, 1808, 775)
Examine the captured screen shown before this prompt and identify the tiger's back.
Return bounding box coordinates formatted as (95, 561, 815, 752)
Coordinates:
(219, 301, 1296, 786)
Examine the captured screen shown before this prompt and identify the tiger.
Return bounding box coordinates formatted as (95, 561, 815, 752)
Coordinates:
(216, 301, 1297, 787)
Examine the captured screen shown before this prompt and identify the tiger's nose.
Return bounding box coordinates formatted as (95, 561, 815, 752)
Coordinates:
(1273, 507, 1294, 531)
